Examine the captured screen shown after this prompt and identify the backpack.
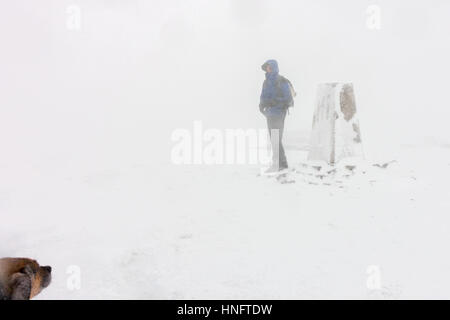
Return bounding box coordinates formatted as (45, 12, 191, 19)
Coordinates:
(276, 75, 297, 108)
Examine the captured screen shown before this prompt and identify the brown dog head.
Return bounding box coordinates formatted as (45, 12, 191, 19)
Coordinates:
(25, 264, 52, 299)
(0, 258, 52, 300)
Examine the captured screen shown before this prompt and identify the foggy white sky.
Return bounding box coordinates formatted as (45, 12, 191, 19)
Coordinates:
(1, 0, 449, 169)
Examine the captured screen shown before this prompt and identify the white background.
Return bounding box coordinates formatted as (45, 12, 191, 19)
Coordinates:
(1, 0, 450, 299)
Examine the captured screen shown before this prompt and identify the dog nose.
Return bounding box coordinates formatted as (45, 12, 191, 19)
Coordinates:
(43, 266, 52, 273)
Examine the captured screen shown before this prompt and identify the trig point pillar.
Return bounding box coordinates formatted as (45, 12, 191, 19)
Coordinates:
(308, 83, 364, 165)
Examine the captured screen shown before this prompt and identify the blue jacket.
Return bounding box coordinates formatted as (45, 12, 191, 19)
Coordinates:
(259, 60, 292, 116)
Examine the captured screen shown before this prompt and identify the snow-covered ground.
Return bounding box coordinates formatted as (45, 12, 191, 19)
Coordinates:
(2, 0, 450, 300)
(2, 135, 450, 299)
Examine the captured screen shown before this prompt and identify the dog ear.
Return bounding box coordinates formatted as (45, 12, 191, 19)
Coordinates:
(10, 272, 32, 300)
(0, 284, 6, 300)
(20, 264, 37, 277)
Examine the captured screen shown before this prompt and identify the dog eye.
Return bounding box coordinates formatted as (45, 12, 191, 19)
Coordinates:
(43, 266, 52, 273)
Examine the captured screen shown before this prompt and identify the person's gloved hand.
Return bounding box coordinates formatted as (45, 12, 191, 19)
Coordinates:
(259, 105, 266, 115)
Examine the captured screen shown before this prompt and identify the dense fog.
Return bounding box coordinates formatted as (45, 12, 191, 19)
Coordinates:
(1, 0, 449, 167)
(2, 0, 450, 300)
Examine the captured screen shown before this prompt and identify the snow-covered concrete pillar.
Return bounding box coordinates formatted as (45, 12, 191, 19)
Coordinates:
(308, 83, 364, 165)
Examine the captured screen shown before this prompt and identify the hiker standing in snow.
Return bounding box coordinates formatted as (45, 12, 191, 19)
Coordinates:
(259, 60, 295, 174)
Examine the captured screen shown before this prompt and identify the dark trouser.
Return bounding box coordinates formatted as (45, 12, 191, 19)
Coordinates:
(266, 110, 288, 169)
